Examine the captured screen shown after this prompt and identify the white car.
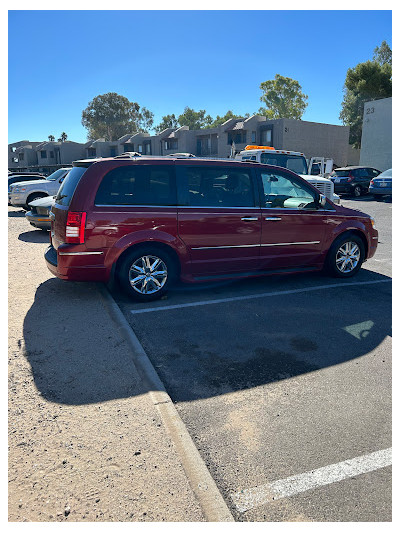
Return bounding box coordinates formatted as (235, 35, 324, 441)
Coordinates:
(9, 168, 71, 210)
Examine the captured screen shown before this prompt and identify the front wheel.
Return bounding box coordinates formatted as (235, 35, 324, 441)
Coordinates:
(117, 246, 177, 302)
(325, 234, 365, 278)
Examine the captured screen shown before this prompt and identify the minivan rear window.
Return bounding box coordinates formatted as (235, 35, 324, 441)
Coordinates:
(95, 165, 176, 206)
(55, 167, 86, 206)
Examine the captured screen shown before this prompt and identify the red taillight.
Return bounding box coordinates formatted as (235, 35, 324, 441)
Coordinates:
(370, 179, 375, 185)
(347, 172, 354, 182)
(66, 211, 86, 244)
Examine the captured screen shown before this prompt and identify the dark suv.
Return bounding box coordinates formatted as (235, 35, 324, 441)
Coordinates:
(331, 166, 381, 197)
(45, 155, 378, 301)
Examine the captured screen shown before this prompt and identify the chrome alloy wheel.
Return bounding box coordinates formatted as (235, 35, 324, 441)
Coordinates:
(335, 241, 361, 273)
(128, 255, 168, 294)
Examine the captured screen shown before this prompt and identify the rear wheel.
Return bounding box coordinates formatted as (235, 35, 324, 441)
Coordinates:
(352, 185, 362, 197)
(117, 246, 177, 302)
(325, 234, 365, 278)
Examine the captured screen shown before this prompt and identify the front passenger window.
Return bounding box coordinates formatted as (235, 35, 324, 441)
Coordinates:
(260, 171, 317, 209)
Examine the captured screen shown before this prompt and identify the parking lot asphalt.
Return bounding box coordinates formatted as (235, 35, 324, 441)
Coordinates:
(110, 196, 392, 521)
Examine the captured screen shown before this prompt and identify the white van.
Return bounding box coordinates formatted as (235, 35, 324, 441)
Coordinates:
(236, 146, 340, 204)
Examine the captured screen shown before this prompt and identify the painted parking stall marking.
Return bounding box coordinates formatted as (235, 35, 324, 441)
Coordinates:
(231, 448, 392, 513)
(130, 279, 391, 315)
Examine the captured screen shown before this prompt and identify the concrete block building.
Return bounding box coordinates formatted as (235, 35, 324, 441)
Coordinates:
(9, 115, 353, 172)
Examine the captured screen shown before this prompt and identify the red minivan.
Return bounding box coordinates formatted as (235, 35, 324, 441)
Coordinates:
(45, 155, 378, 301)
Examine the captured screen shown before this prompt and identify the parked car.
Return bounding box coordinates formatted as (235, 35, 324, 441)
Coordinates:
(45, 155, 378, 302)
(330, 166, 381, 197)
(369, 168, 392, 198)
(8, 174, 47, 204)
(25, 195, 55, 231)
(9, 168, 71, 210)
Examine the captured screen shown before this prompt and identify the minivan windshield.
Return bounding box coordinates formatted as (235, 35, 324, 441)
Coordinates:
(46, 168, 70, 181)
(259, 153, 308, 175)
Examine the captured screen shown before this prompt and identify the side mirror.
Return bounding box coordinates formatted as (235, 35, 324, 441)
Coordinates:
(319, 194, 327, 207)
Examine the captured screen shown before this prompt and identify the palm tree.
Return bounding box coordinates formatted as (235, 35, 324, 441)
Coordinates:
(48, 135, 55, 142)
(59, 132, 68, 142)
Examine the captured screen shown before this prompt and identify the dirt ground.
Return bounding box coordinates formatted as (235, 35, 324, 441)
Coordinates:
(8, 207, 205, 522)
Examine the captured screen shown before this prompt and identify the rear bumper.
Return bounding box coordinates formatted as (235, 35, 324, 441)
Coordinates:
(333, 184, 356, 194)
(44, 244, 110, 282)
(25, 211, 51, 230)
(369, 186, 392, 196)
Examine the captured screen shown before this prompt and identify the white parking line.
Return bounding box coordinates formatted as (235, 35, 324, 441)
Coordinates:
(130, 279, 391, 315)
(231, 448, 392, 513)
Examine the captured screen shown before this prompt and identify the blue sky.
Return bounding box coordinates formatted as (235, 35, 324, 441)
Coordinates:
(8, 10, 392, 144)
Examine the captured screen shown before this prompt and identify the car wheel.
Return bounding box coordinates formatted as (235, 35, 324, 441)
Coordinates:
(117, 246, 177, 302)
(25, 194, 46, 210)
(325, 234, 365, 278)
(353, 185, 362, 197)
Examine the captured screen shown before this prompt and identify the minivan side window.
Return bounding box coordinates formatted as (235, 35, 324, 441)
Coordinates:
(95, 165, 176, 206)
(260, 170, 318, 210)
(179, 166, 255, 208)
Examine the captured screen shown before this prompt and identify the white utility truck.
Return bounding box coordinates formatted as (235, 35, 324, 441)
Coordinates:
(236, 146, 339, 204)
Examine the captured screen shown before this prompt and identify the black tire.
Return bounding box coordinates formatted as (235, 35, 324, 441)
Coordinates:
(25, 193, 46, 210)
(117, 245, 177, 302)
(325, 234, 365, 278)
(352, 185, 362, 198)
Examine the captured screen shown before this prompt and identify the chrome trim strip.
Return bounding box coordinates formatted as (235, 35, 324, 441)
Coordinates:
(193, 241, 320, 250)
(261, 241, 320, 247)
(193, 244, 260, 250)
(58, 251, 104, 256)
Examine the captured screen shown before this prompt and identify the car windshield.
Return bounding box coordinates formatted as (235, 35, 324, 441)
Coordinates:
(260, 153, 308, 175)
(379, 169, 392, 178)
(46, 168, 69, 181)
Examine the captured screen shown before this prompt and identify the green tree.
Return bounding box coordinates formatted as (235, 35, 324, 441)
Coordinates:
(48, 135, 55, 142)
(210, 110, 242, 128)
(81, 92, 152, 141)
(155, 114, 179, 134)
(58, 132, 68, 142)
(177, 107, 213, 130)
(259, 74, 308, 120)
(373, 40, 392, 66)
(339, 51, 392, 147)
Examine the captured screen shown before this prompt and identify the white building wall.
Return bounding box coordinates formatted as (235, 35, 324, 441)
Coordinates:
(360, 97, 392, 172)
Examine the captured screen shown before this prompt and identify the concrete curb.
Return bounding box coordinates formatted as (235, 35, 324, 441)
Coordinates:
(97, 284, 235, 522)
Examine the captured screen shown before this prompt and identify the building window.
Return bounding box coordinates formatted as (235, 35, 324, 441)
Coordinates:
(12, 157, 18, 163)
(227, 131, 246, 145)
(40, 150, 47, 158)
(260, 128, 273, 146)
(137, 145, 143, 153)
(124, 143, 133, 152)
(110, 146, 117, 157)
(49, 151, 54, 158)
(11, 146, 16, 152)
(143, 143, 151, 154)
(88, 148, 96, 157)
(164, 139, 178, 150)
(251, 131, 256, 143)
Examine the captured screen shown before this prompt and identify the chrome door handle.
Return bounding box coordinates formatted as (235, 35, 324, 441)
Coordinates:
(241, 217, 259, 221)
(265, 217, 281, 221)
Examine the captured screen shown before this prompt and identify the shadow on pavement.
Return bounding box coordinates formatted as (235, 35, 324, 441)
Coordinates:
(23, 279, 145, 405)
(23, 270, 391, 405)
(8, 210, 26, 217)
(18, 230, 49, 243)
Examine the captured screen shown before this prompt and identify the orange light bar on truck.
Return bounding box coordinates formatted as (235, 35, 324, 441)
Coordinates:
(244, 145, 275, 151)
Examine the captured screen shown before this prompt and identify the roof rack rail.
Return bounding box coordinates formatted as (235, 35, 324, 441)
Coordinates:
(114, 151, 141, 159)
